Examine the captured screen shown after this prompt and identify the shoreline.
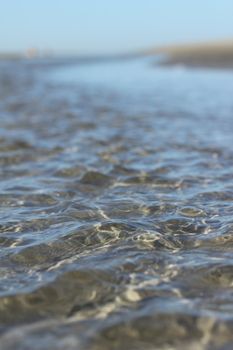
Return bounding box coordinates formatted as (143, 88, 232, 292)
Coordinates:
(1, 40, 233, 69)
(152, 40, 233, 69)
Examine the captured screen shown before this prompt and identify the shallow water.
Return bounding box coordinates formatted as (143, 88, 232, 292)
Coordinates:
(0, 57, 233, 349)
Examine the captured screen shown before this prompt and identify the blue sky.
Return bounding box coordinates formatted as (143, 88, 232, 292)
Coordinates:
(1, 0, 233, 54)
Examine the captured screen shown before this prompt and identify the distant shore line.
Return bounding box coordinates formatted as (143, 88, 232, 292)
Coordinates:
(1, 39, 233, 69)
(146, 40, 233, 69)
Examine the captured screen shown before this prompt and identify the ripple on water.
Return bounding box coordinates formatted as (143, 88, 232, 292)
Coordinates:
(1, 59, 233, 349)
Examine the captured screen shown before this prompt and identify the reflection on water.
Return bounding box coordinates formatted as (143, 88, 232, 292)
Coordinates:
(0, 57, 233, 349)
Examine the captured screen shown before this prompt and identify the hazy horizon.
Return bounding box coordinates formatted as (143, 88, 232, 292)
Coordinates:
(1, 1, 233, 55)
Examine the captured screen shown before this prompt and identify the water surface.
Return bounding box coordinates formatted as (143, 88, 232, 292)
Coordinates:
(0, 57, 233, 349)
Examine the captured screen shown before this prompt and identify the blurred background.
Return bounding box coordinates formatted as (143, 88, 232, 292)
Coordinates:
(1, 0, 233, 57)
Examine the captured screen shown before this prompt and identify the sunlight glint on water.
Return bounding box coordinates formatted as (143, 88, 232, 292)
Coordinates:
(0, 57, 233, 349)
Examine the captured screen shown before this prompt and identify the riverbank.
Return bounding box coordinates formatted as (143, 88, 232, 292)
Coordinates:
(148, 40, 233, 69)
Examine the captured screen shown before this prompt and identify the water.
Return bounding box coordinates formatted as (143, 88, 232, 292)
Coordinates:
(0, 57, 233, 349)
